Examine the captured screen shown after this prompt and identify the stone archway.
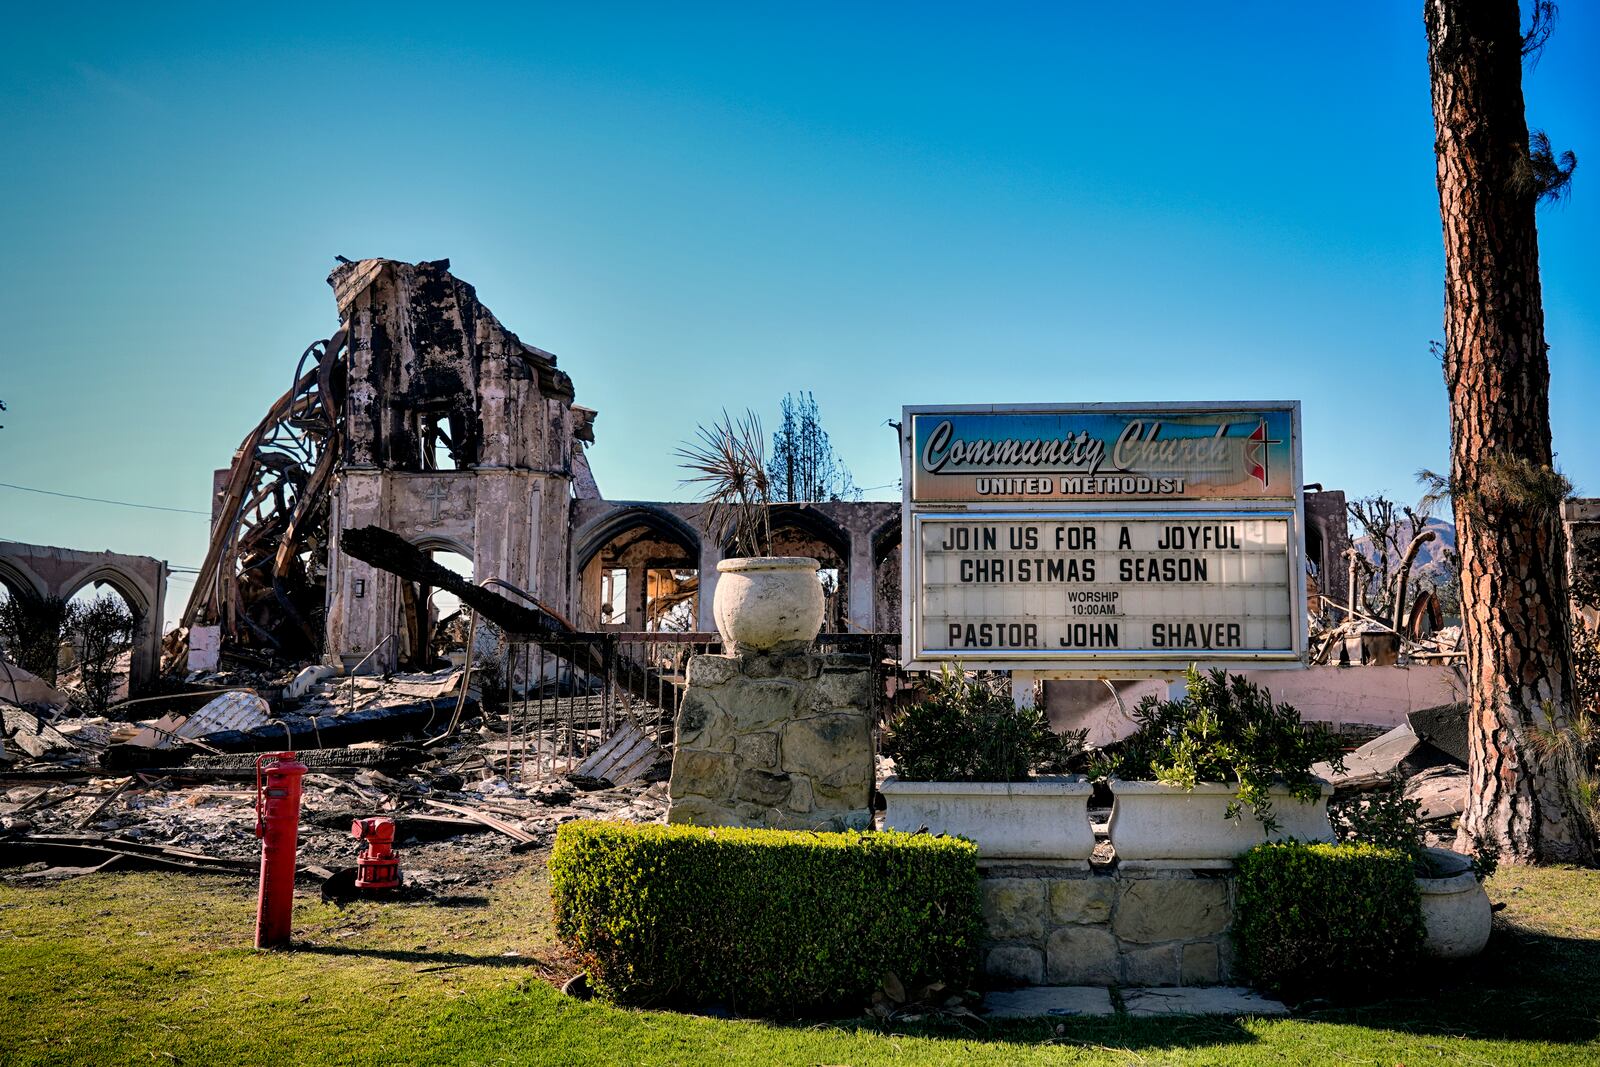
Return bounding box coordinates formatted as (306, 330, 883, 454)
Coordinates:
(0, 543, 168, 697)
(575, 505, 702, 631)
(394, 538, 475, 668)
(0, 558, 47, 605)
(58, 565, 153, 703)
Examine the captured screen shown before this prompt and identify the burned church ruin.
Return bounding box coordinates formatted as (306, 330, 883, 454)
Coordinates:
(177, 258, 903, 676)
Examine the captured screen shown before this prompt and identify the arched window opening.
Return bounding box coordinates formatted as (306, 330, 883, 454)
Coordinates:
(62, 581, 138, 711)
(418, 411, 473, 471)
(577, 512, 699, 632)
(397, 547, 473, 669)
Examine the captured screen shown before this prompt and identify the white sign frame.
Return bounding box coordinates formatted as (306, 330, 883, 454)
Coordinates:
(899, 401, 1307, 677)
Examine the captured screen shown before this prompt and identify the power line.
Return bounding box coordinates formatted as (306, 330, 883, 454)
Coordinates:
(0, 481, 210, 516)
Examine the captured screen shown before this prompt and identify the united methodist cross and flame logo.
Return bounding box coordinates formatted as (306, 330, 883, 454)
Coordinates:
(1244, 418, 1280, 488)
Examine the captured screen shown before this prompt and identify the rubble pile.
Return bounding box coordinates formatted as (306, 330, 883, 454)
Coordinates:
(1, 666, 669, 889)
(1314, 700, 1470, 846)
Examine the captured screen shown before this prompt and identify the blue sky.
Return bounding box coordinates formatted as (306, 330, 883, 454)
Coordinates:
(1, 3, 1595, 624)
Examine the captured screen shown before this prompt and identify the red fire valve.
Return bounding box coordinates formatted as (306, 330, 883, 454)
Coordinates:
(351, 816, 401, 891)
(254, 752, 307, 949)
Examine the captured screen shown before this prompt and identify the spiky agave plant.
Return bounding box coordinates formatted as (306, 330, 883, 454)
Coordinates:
(676, 409, 774, 557)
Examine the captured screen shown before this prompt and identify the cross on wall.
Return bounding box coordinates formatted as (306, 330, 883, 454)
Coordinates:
(421, 481, 451, 521)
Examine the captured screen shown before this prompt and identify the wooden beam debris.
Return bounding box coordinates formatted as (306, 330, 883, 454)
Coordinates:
(339, 525, 682, 715)
(570, 720, 659, 788)
(422, 799, 537, 845)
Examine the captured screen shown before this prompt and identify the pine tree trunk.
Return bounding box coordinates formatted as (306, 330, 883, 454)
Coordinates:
(1425, 0, 1591, 863)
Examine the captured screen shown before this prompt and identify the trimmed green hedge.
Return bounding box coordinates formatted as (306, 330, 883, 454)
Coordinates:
(1234, 841, 1424, 996)
(549, 821, 981, 1015)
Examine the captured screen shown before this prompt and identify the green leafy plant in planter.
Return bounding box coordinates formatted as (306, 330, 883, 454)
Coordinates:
(1089, 665, 1345, 831)
(676, 408, 773, 556)
(881, 663, 1086, 781)
(1330, 777, 1498, 880)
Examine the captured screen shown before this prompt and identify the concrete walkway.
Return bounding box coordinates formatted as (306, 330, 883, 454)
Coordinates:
(983, 987, 1115, 1018)
(1122, 987, 1290, 1017)
(982, 986, 1289, 1020)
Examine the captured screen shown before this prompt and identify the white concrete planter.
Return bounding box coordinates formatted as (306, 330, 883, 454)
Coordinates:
(879, 775, 1095, 863)
(1417, 846, 1492, 958)
(1107, 779, 1334, 868)
(712, 557, 825, 653)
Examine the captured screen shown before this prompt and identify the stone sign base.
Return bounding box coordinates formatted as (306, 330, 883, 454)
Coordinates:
(980, 863, 1235, 987)
(667, 651, 873, 832)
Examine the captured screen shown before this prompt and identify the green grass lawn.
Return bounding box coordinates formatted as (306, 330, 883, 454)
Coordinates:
(2, 861, 1599, 1065)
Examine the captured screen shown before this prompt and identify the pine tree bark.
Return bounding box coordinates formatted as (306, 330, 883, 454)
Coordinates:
(1425, 0, 1591, 863)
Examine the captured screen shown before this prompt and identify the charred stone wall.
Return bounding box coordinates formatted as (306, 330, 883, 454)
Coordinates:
(323, 259, 584, 667)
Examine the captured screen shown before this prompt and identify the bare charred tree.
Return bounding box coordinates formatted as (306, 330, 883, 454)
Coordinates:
(768, 391, 858, 503)
(70, 594, 133, 713)
(1425, 0, 1591, 862)
(0, 593, 72, 684)
(1348, 496, 1419, 619)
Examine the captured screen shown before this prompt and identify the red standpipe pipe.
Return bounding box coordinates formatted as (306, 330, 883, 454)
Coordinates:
(254, 752, 307, 948)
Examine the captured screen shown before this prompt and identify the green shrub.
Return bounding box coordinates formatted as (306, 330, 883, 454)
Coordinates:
(548, 820, 981, 1015)
(881, 663, 1085, 782)
(1089, 665, 1344, 831)
(1329, 776, 1429, 868)
(1234, 841, 1424, 997)
(1331, 777, 1499, 880)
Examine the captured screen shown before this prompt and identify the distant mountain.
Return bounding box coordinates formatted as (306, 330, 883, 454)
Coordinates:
(1354, 516, 1457, 586)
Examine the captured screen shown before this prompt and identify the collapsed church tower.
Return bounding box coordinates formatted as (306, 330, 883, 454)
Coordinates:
(182, 258, 599, 672)
(323, 258, 593, 669)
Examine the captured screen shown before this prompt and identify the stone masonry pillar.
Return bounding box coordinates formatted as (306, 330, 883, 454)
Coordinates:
(667, 650, 874, 831)
(847, 532, 875, 632)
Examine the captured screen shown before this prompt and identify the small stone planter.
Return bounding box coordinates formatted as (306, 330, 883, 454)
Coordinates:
(712, 557, 825, 653)
(1107, 779, 1334, 868)
(879, 775, 1095, 864)
(1417, 846, 1492, 958)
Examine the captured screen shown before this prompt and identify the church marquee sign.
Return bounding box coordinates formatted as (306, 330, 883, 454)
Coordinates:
(900, 402, 1306, 674)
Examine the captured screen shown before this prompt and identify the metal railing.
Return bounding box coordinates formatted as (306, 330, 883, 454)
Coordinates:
(479, 630, 906, 780)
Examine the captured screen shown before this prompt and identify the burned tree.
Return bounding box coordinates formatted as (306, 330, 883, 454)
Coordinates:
(0, 593, 72, 684)
(71, 594, 133, 713)
(1425, 0, 1590, 862)
(767, 391, 857, 503)
(1348, 495, 1419, 619)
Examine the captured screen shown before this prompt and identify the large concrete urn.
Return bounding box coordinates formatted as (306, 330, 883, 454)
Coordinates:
(1417, 846, 1492, 958)
(713, 557, 825, 653)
